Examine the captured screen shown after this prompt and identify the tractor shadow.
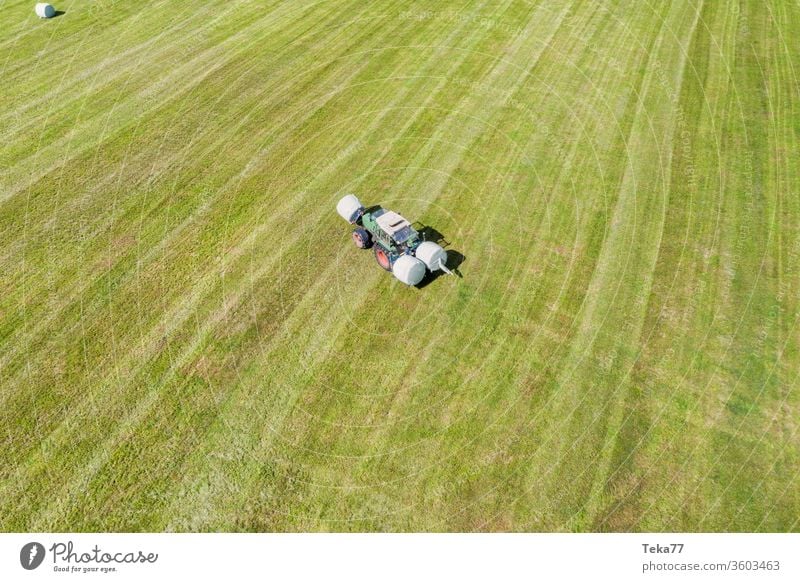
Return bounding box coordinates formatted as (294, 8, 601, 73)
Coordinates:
(413, 224, 465, 288)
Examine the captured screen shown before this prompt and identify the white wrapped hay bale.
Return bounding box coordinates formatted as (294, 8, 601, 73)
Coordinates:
(336, 194, 364, 223)
(35, 3, 56, 18)
(392, 255, 426, 286)
(414, 241, 448, 271)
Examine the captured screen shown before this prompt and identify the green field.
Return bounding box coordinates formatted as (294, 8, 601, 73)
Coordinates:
(1, 0, 799, 532)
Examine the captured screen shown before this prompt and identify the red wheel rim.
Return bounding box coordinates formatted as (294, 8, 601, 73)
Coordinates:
(375, 248, 391, 270)
(352, 231, 364, 248)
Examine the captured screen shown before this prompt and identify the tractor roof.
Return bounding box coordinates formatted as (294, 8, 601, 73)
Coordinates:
(375, 210, 418, 244)
(376, 211, 411, 236)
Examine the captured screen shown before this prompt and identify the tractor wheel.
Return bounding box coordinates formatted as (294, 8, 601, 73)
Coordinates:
(352, 228, 371, 249)
(374, 246, 392, 270)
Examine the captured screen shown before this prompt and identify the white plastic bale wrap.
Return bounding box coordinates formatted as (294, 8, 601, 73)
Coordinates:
(414, 241, 448, 271)
(336, 194, 364, 223)
(35, 3, 55, 18)
(392, 255, 426, 285)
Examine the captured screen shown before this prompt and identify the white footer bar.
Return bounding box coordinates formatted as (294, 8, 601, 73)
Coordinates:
(1, 533, 797, 581)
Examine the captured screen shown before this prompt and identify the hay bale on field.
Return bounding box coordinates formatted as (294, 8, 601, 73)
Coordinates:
(35, 3, 55, 18)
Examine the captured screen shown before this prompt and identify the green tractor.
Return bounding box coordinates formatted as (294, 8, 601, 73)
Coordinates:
(336, 194, 452, 285)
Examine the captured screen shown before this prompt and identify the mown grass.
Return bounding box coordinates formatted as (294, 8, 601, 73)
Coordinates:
(1, 0, 798, 531)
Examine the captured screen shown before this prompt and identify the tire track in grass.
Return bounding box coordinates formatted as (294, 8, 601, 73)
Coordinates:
(157, 0, 552, 532)
(0, 1, 334, 203)
(191, 0, 578, 531)
(160, 0, 520, 529)
(594, 0, 731, 529)
(0, 0, 376, 452)
(601, 30, 746, 529)
(574, 2, 705, 529)
(227, 0, 644, 532)
(13, 53, 379, 531)
(0, 0, 261, 131)
(416, 2, 674, 529)
(0, 1, 404, 528)
(1, 1, 336, 158)
(608, 0, 798, 531)
(384, 2, 680, 531)
(2, 0, 349, 361)
(0, 0, 211, 128)
(0, 0, 384, 372)
(507, 0, 702, 529)
(0, 0, 382, 397)
(427, 5, 665, 531)
(0, 0, 162, 56)
(23, 0, 481, 530)
(712, 3, 800, 529)
(564, 0, 788, 527)
(683, 5, 793, 530)
(305, 1, 600, 527)
(761, 0, 800, 527)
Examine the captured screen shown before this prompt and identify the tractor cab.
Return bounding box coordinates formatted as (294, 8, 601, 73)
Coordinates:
(364, 208, 420, 252)
(375, 211, 417, 246)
